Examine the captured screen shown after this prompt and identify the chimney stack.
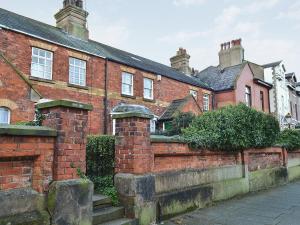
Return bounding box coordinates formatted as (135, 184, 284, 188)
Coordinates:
(170, 48, 192, 76)
(219, 38, 244, 68)
(55, 0, 89, 40)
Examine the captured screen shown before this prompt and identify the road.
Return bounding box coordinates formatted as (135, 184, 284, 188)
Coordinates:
(164, 181, 300, 225)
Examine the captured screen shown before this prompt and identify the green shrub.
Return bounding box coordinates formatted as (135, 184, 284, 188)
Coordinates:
(165, 112, 196, 136)
(86, 135, 115, 177)
(276, 129, 300, 151)
(183, 104, 280, 152)
(90, 175, 119, 206)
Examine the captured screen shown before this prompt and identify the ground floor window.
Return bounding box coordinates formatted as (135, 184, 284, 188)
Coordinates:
(0, 107, 10, 124)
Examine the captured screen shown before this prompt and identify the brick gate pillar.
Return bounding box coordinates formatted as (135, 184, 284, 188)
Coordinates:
(36, 99, 94, 225)
(36, 99, 93, 181)
(112, 104, 154, 174)
(112, 104, 157, 225)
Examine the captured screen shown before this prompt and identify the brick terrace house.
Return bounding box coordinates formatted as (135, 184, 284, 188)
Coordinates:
(0, 1, 213, 134)
(196, 40, 272, 112)
(0, 1, 272, 134)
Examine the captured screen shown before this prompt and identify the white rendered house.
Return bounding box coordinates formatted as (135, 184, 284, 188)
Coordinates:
(263, 61, 290, 128)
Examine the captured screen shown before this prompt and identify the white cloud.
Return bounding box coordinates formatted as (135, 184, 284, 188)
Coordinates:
(214, 5, 241, 30)
(158, 31, 208, 43)
(173, 0, 206, 6)
(245, 0, 280, 13)
(90, 21, 130, 47)
(278, 1, 300, 21)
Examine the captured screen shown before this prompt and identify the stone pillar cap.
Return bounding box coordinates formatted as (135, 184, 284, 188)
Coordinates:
(111, 104, 154, 119)
(36, 99, 93, 111)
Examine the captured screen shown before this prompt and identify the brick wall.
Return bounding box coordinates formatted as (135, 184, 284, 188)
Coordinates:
(152, 142, 241, 173)
(0, 29, 212, 135)
(0, 135, 55, 192)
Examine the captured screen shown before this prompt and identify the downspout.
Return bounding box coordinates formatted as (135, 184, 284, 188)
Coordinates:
(103, 58, 109, 134)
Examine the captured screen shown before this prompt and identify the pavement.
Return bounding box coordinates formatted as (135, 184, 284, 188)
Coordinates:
(163, 181, 300, 225)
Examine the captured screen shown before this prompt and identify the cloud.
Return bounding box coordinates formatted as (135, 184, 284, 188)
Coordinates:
(245, 0, 280, 13)
(278, 1, 300, 21)
(90, 21, 130, 47)
(214, 5, 241, 30)
(158, 31, 209, 43)
(173, 0, 207, 7)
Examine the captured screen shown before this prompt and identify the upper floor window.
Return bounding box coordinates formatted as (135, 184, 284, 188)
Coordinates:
(260, 91, 264, 112)
(69, 57, 86, 86)
(190, 90, 198, 100)
(0, 107, 10, 124)
(122, 72, 133, 96)
(245, 86, 252, 107)
(144, 78, 153, 100)
(31, 47, 53, 80)
(203, 94, 209, 112)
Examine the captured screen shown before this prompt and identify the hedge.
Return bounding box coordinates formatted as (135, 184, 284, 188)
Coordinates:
(86, 135, 115, 177)
(182, 104, 280, 152)
(276, 129, 300, 151)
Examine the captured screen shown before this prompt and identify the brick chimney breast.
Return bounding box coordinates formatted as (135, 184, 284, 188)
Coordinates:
(219, 38, 244, 68)
(170, 47, 192, 76)
(55, 0, 89, 40)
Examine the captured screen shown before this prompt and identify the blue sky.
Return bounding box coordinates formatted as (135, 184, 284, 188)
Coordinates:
(1, 0, 299, 76)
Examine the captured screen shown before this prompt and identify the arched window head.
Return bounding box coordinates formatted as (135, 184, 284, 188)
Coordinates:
(0, 107, 10, 124)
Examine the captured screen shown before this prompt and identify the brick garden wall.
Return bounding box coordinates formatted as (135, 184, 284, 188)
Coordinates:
(0, 135, 55, 192)
(152, 142, 241, 173)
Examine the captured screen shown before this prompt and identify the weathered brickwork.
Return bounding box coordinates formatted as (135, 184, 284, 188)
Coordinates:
(0, 136, 55, 192)
(40, 106, 89, 181)
(114, 117, 153, 174)
(0, 29, 212, 135)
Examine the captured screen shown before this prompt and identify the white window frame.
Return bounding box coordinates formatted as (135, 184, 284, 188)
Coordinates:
(245, 86, 252, 107)
(31, 47, 53, 80)
(112, 119, 116, 135)
(203, 94, 209, 111)
(69, 57, 86, 86)
(144, 78, 154, 100)
(0, 107, 10, 124)
(190, 90, 198, 99)
(122, 72, 134, 96)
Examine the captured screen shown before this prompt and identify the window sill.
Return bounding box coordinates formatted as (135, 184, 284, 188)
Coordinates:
(143, 98, 155, 103)
(67, 83, 89, 90)
(29, 76, 55, 84)
(121, 94, 136, 99)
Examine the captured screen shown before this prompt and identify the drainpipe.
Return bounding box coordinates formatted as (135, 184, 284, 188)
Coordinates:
(103, 59, 109, 134)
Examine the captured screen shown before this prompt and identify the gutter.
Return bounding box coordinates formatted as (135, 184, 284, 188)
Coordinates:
(103, 59, 109, 134)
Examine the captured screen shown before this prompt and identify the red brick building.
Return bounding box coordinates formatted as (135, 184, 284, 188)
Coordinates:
(0, 2, 271, 134)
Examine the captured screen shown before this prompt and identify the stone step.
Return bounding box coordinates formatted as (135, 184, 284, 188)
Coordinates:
(93, 194, 112, 210)
(97, 218, 138, 225)
(93, 206, 124, 225)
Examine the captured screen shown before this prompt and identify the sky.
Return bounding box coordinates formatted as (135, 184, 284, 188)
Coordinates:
(1, 0, 299, 77)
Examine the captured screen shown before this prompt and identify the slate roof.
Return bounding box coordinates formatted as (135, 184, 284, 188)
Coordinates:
(0, 8, 210, 90)
(159, 95, 197, 121)
(195, 63, 246, 92)
(262, 61, 282, 69)
(286, 73, 295, 79)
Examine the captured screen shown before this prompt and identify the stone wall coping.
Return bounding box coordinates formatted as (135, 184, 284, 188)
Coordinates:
(0, 125, 57, 137)
(36, 99, 93, 111)
(112, 112, 154, 119)
(150, 135, 185, 143)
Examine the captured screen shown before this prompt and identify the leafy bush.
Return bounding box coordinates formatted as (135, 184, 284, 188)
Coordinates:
(90, 175, 119, 206)
(86, 136, 118, 204)
(276, 129, 300, 151)
(86, 135, 115, 177)
(183, 104, 280, 152)
(165, 112, 196, 136)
